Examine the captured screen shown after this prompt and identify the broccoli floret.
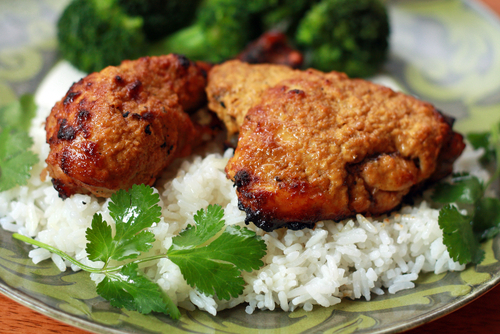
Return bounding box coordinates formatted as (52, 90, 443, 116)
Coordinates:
(117, 0, 201, 41)
(57, 0, 146, 73)
(57, 0, 391, 76)
(260, 0, 318, 34)
(295, 0, 390, 77)
(152, 0, 254, 63)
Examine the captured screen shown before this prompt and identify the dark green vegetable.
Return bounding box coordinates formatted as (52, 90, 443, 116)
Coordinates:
(152, 0, 254, 63)
(0, 129, 39, 192)
(432, 121, 500, 265)
(0, 94, 39, 192)
(260, 0, 317, 36)
(57, 0, 146, 73)
(0, 94, 37, 132)
(295, 0, 390, 77)
(57, 0, 391, 76)
(118, 0, 201, 41)
(57, 0, 258, 71)
(466, 123, 500, 164)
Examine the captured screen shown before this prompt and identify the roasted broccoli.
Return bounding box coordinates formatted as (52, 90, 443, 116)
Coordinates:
(57, 0, 146, 73)
(260, 0, 317, 35)
(57, 0, 390, 76)
(295, 0, 390, 77)
(153, 0, 254, 63)
(117, 0, 200, 41)
(57, 0, 200, 73)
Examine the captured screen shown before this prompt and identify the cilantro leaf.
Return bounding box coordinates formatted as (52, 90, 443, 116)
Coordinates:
(433, 121, 500, 266)
(112, 229, 156, 262)
(168, 248, 245, 300)
(85, 213, 113, 262)
(97, 263, 181, 319)
(473, 197, 500, 241)
(16, 192, 267, 318)
(0, 94, 37, 132)
(205, 225, 267, 272)
(171, 204, 225, 250)
(467, 131, 490, 151)
(85, 184, 160, 263)
(168, 205, 267, 300)
(467, 131, 495, 164)
(0, 128, 39, 192)
(431, 173, 484, 204)
(438, 204, 484, 265)
(467, 122, 500, 166)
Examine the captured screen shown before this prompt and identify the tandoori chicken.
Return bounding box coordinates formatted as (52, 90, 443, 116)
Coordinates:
(206, 60, 465, 231)
(45, 54, 208, 198)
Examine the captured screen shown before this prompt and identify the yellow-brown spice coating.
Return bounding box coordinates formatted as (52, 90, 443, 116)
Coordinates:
(207, 61, 465, 231)
(207, 60, 300, 137)
(45, 54, 208, 198)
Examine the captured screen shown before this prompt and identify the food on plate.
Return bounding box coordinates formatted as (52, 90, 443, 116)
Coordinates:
(207, 60, 465, 231)
(117, 0, 201, 42)
(155, 0, 255, 63)
(14, 188, 267, 319)
(57, 0, 390, 77)
(295, 0, 390, 77)
(45, 54, 209, 198)
(207, 60, 299, 137)
(56, 0, 258, 72)
(0, 95, 39, 192)
(236, 31, 304, 69)
(152, 0, 390, 77)
(1, 59, 499, 317)
(57, 0, 146, 73)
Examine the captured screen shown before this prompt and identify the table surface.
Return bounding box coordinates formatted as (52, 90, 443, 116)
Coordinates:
(2, 0, 500, 333)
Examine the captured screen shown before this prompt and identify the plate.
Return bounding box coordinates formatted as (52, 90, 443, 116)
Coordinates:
(1, 0, 500, 333)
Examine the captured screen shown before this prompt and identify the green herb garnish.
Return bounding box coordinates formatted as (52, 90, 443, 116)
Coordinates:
(0, 94, 39, 192)
(433, 122, 500, 265)
(13, 184, 267, 319)
(466, 122, 500, 165)
(0, 129, 39, 192)
(169, 204, 266, 300)
(0, 94, 37, 132)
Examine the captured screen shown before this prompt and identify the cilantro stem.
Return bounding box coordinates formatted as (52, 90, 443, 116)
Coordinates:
(102, 254, 167, 272)
(13, 201, 266, 317)
(13, 233, 103, 273)
(13, 232, 169, 274)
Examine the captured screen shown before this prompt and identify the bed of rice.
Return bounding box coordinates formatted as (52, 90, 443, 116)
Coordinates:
(0, 64, 491, 315)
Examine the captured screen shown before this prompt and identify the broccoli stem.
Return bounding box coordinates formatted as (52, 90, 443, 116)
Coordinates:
(149, 24, 212, 62)
(148, 0, 253, 63)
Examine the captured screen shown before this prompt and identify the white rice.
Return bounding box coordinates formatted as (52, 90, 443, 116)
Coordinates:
(0, 65, 489, 315)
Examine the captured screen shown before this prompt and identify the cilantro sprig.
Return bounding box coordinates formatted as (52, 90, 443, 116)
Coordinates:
(0, 129, 39, 192)
(0, 94, 39, 192)
(169, 205, 267, 300)
(13, 184, 267, 319)
(432, 122, 500, 265)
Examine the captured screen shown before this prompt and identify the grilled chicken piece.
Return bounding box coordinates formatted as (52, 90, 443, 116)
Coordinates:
(207, 60, 298, 137)
(45, 54, 208, 198)
(207, 61, 465, 231)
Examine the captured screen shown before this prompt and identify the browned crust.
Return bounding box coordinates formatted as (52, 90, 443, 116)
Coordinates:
(209, 61, 465, 231)
(45, 54, 208, 198)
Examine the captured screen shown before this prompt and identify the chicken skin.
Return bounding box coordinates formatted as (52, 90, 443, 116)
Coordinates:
(45, 54, 208, 198)
(207, 61, 465, 231)
(207, 60, 299, 137)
